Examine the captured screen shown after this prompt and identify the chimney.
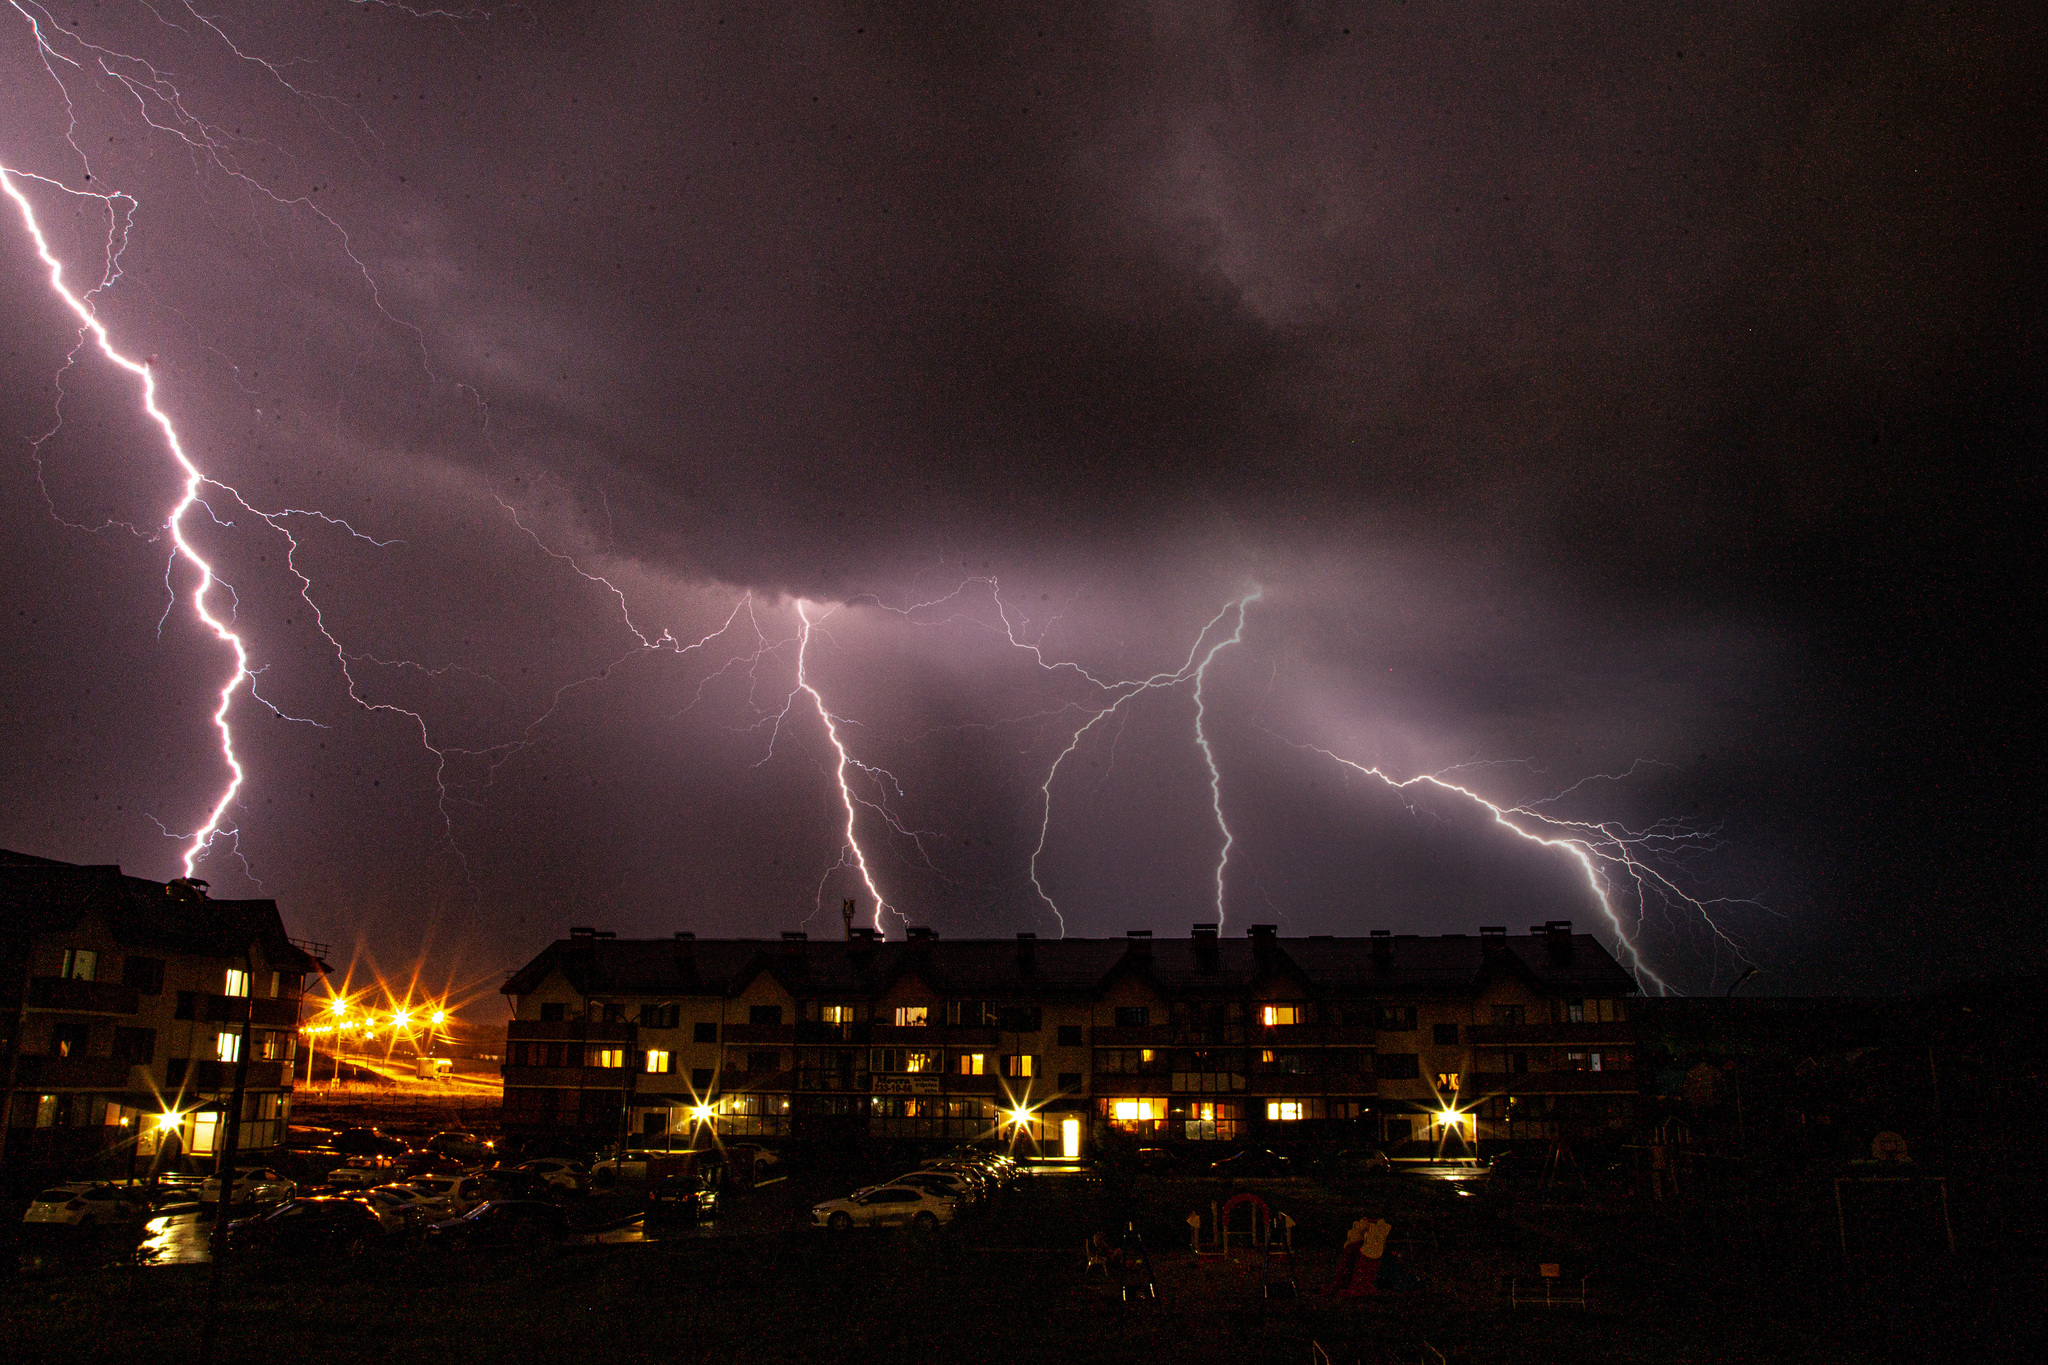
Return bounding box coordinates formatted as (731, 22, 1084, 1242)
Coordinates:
(1015, 932, 1037, 976)
(1544, 920, 1574, 961)
(1125, 929, 1153, 960)
(570, 927, 597, 940)
(1480, 925, 1508, 956)
(780, 931, 808, 957)
(1191, 923, 1220, 971)
(671, 932, 697, 981)
(1370, 929, 1393, 965)
(1250, 924, 1278, 966)
(905, 926, 938, 944)
(848, 926, 879, 944)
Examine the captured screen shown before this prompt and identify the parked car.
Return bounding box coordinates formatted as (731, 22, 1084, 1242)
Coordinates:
(22, 1183, 152, 1227)
(472, 1169, 557, 1204)
(893, 1170, 981, 1205)
(363, 1185, 436, 1235)
(197, 1166, 296, 1206)
(645, 1174, 719, 1224)
(1131, 1146, 1187, 1173)
(393, 1176, 462, 1216)
(425, 1130, 494, 1165)
(1321, 1147, 1393, 1176)
(325, 1155, 403, 1190)
(228, 1196, 392, 1258)
(334, 1127, 408, 1158)
(395, 1150, 468, 1178)
(1208, 1147, 1294, 1178)
(425, 1199, 569, 1251)
(811, 1185, 956, 1231)
(515, 1158, 588, 1192)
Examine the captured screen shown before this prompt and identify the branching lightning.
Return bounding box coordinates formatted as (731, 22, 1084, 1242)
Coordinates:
(0, 5, 1756, 990)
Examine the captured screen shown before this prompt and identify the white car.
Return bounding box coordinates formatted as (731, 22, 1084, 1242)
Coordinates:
(325, 1156, 401, 1190)
(22, 1183, 151, 1227)
(392, 1176, 461, 1216)
(891, 1170, 979, 1204)
(811, 1184, 956, 1231)
(363, 1185, 434, 1233)
(516, 1158, 588, 1191)
(198, 1167, 295, 1206)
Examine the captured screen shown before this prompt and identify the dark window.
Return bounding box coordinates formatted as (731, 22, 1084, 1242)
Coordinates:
(1433, 1023, 1459, 1045)
(640, 1003, 679, 1028)
(997, 1005, 1042, 1033)
(1057, 1024, 1084, 1046)
(946, 1001, 993, 1026)
(1058, 1072, 1082, 1091)
(1114, 1006, 1150, 1028)
(1375, 1005, 1417, 1031)
(749, 1005, 784, 1027)
(1491, 1005, 1525, 1026)
(602, 1003, 628, 1024)
(694, 1022, 718, 1043)
(1374, 1052, 1420, 1080)
(691, 1068, 713, 1090)
(174, 991, 198, 1021)
(747, 1050, 781, 1074)
(539, 1003, 566, 1023)
(121, 956, 165, 994)
(112, 1027, 156, 1064)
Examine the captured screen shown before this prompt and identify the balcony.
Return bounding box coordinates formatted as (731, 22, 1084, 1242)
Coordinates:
(721, 1024, 795, 1045)
(165, 1059, 287, 1090)
(507, 1019, 638, 1043)
(867, 1024, 944, 1045)
(501, 1065, 597, 1088)
(11, 1055, 136, 1088)
(1092, 1025, 1176, 1047)
(179, 992, 300, 1028)
(1092, 1075, 1171, 1097)
(944, 1073, 1000, 1096)
(1465, 1022, 1635, 1047)
(27, 977, 139, 1015)
(1468, 1070, 1639, 1095)
(796, 1022, 873, 1044)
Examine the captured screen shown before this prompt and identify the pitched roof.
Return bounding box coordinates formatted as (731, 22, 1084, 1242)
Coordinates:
(501, 928, 1639, 1000)
(0, 849, 323, 973)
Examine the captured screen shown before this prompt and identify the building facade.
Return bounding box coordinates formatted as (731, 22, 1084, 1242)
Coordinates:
(1, 850, 324, 1174)
(500, 921, 1641, 1153)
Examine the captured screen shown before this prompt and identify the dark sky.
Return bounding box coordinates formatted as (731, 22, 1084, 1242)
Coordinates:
(0, 3, 2035, 1000)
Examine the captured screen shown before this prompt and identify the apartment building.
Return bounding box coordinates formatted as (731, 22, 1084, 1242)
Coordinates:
(499, 920, 1642, 1153)
(1, 850, 324, 1173)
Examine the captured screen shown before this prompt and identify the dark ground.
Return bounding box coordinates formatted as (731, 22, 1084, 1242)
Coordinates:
(1, 1157, 2033, 1364)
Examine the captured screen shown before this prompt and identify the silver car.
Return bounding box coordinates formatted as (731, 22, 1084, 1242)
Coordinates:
(810, 1184, 956, 1231)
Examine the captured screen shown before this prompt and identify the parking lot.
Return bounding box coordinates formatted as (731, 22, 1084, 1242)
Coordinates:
(3, 1147, 2037, 1364)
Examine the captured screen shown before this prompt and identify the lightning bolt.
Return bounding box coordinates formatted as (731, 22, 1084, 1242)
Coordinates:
(790, 600, 894, 935)
(2, 165, 247, 875)
(1191, 588, 1261, 930)
(1261, 737, 1753, 994)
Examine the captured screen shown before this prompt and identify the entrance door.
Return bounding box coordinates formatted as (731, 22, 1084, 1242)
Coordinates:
(1061, 1117, 1081, 1159)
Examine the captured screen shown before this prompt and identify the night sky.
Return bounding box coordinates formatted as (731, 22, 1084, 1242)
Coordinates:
(0, 4, 2034, 999)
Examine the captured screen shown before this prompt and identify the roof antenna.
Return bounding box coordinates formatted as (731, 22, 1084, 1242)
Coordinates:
(841, 898, 858, 941)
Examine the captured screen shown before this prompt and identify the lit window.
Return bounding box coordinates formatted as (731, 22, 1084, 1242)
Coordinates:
(904, 1050, 938, 1073)
(819, 1004, 856, 1024)
(593, 1048, 626, 1069)
(1262, 1005, 1303, 1027)
(645, 1050, 671, 1074)
(1266, 1100, 1306, 1121)
(1140, 1049, 1156, 1065)
(1437, 1073, 1461, 1092)
(1110, 1099, 1159, 1123)
(957, 1052, 986, 1076)
(223, 969, 250, 998)
(1004, 1054, 1035, 1078)
(893, 1006, 928, 1027)
(62, 949, 98, 981)
(215, 1032, 242, 1063)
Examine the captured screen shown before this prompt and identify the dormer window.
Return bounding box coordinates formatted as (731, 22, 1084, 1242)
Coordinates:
(892, 1006, 928, 1028)
(61, 949, 97, 981)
